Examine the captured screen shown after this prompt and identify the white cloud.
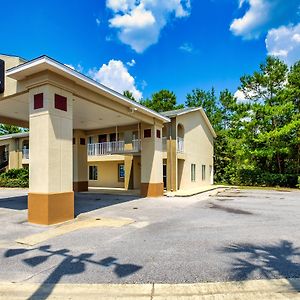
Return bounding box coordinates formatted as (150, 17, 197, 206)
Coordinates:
(89, 59, 142, 100)
(96, 18, 101, 26)
(266, 23, 300, 65)
(230, 0, 300, 39)
(234, 90, 248, 103)
(179, 42, 194, 53)
(127, 59, 136, 67)
(107, 0, 191, 53)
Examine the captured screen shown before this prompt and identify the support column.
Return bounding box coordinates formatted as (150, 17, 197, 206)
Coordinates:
(166, 138, 177, 192)
(140, 123, 164, 197)
(28, 85, 74, 225)
(73, 130, 88, 192)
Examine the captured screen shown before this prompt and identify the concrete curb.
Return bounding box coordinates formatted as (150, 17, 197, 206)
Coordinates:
(0, 278, 299, 299)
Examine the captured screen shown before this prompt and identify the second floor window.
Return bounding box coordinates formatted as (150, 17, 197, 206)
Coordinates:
(191, 164, 196, 182)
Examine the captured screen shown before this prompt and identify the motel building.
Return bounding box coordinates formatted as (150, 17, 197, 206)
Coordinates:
(0, 54, 216, 225)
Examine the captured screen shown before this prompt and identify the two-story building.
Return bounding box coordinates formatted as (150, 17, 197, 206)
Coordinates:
(0, 53, 216, 225)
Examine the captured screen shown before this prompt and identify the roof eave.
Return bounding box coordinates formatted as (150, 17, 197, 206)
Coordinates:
(6, 56, 170, 124)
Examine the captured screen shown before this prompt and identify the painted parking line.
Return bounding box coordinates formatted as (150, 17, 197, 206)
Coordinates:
(15, 217, 134, 246)
(0, 278, 299, 299)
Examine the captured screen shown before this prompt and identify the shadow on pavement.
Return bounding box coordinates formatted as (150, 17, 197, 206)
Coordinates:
(0, 195, 27, 210)
(4, 245, 142, 300)
(222, 240, 300, 291)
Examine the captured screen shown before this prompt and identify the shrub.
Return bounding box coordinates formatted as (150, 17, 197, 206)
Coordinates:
(0, 168, 29, 188)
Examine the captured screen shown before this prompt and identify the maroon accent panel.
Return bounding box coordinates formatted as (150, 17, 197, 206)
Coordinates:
(144, 129, 151, 138)
(54, 94, 67, 112)
(156, 129, 161, 138)
(73, 138, 76, 145)
(80, 138, 86, 145)
(34, 93, 43, 110)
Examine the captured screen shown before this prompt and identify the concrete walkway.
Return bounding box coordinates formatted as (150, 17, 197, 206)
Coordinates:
(1, 278, 299, 299)
(165, 185, 227, 197)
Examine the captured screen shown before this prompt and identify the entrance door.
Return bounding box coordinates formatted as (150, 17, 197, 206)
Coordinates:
(163, 164, 167, 189)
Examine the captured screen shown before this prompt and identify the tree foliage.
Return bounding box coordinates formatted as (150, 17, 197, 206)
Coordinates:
(0, 124, 24, 135)
(140, 89, 184, 112)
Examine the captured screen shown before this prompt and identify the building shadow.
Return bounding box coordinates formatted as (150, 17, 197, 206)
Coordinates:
(221, 240, 300, 291)
(74, 192, 141, 216)
(4, 245, 142, 300)
(0, 195, 27, 210)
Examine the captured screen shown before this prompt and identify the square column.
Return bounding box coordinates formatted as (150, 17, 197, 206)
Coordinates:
(140, 123, 164, 197)
(73, 130, 88, 192)
(28, 85, 74, 225)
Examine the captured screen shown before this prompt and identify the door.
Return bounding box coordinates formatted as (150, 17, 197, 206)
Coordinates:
(163, 164, 167, 189)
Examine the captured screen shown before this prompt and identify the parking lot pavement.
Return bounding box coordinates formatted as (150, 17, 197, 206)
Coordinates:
(0, 188, 299, 287)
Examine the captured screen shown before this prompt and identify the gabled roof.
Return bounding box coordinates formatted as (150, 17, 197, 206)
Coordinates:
(161, 107, 217, 138)
(0, 132, 29, 141)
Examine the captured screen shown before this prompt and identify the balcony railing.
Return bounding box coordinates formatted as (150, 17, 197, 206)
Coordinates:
(177, 137, 184, 153)
(22, 148, 29, 159)
(88, 140, 141, 156)
(162, 137, 184, 153)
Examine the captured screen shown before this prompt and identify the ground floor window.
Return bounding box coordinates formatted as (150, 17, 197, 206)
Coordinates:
(191, 164, 196, 182)
(89, 166, 98, 180)
(202, 165, 206, 181)
(118, 164, 125, 182)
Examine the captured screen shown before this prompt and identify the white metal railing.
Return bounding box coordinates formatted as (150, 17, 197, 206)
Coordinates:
(88, 141, 125, 156)
(132, 139, 141, 152)
(22, 148, 29, 159)
(177, 137, 184, 153)
(162, 137, 167, 152)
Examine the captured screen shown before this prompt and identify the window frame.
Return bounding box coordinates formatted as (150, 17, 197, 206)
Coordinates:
(191, 164, 196, 182)
(118, 163, 125, 182)
(89, 165, 98, 181)
(202, 164, 206, 181)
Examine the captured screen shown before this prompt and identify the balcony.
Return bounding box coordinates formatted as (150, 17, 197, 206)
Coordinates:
(162, 137, 184, 153)
(177, 137, 184, 153)
(88, 140, 141, 156)
(22, 148, 29, 160)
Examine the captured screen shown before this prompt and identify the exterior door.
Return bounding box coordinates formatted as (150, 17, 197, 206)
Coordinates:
(163, 164, 167, 189)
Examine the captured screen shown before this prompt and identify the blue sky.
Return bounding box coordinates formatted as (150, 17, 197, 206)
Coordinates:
(1, 0, 299, 104)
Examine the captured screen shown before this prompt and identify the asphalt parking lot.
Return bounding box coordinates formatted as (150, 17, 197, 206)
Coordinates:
(0, 188, 299, 286)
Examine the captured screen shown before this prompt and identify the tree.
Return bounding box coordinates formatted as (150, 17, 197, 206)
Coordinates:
(0, 124, 24, 135)
(123, 90, 136, 101)
(140, 90, 184, 112)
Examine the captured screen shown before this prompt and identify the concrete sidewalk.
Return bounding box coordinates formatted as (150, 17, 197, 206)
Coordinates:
(0, 278, 300, 299)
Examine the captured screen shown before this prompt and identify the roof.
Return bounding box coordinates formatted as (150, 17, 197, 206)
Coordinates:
(161, 107, 217, 138)
(6, 55, 170, 124)
(0, 53, 27, 63)
(0, 132, 29, 141)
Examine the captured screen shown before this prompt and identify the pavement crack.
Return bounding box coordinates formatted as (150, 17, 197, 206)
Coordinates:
(150, 283, 155, 300)
(15, 263, 58, 283)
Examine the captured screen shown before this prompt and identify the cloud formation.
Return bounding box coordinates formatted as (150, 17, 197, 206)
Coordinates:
(266, 23, 300, 66)
(230, 0, 300, 39)
(89, 59, 142, 100)
(106, 0, 191, 53)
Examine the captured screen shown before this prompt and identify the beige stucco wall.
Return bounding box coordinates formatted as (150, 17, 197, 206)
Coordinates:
(176, 111, 214, 189)
(73, 130, 88, 183)
(0, 55, 26, 98)
(29, 84, 73, 193)
(88, 160, 124, 188)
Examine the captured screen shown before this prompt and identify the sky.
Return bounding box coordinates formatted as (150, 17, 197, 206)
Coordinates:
(1, 0, 300, 104)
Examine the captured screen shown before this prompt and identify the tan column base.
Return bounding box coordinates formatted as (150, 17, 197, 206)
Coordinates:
(73, 181, 89, 192)
(28, 192, 74, 225)
(141, 183, 164, 197)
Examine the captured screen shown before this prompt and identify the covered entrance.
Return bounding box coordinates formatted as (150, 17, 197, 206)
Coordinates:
(0, 55, 169, 225)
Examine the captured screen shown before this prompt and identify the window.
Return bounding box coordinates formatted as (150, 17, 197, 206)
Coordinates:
(191, 164, 196, 182)
(156, 129, 161, 138)
(89, 166, 98, 180)
(202, 165, 206, 181)
(88, 136, 92, 144)
(118, 164, 125, 182)
(144, 129, 151, 138)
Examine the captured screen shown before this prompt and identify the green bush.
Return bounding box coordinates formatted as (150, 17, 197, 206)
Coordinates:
(0, 168, 29, 188)
(232, 168, 299, 188)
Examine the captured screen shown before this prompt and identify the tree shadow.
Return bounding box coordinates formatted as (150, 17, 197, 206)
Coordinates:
(4, 245, 142, 300)
(221, 240, 300, 291)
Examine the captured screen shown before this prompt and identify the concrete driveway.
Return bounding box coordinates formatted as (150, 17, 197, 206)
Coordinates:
(0, 188, 299, 289)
